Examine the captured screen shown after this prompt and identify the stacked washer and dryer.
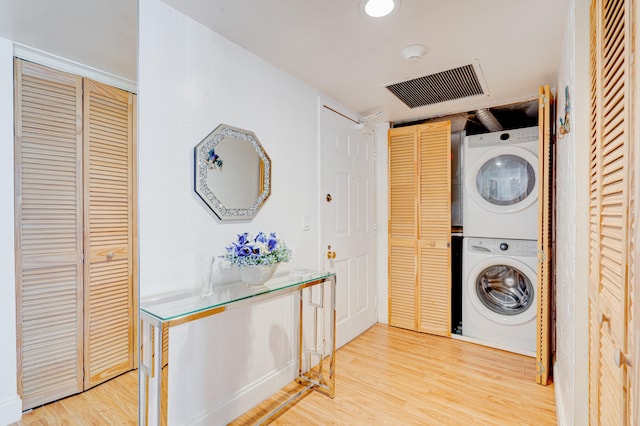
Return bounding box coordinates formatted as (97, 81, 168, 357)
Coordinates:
(461, 126, 539, 357)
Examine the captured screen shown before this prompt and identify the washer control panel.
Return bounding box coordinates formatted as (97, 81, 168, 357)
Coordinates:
(467, 237, 537, 257)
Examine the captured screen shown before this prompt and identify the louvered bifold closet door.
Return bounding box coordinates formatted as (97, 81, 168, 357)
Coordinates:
(83, 79, 135, 389)
(536, 85, 553, 385)
(588, 0, 634, 423)
(14, 59, 84, 409)
(417, 121, 451, 336)
(388, 126, 418, 330)
(588, 0, 601, 418)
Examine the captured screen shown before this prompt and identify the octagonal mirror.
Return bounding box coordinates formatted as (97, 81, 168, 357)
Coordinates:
(194, 124, 271, 221)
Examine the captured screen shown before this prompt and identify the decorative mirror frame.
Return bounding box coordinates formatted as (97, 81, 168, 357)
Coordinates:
(194, 124, 271, 221)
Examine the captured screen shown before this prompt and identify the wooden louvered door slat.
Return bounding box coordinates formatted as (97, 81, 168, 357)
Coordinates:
(536, 85, 553, 385)
(388, 127, 418, 330)
(388, 243, 417, 330)
(83, 78, 135, 389)
(588, 0, 602, 420)
(589, 0, 634, 423)
(628, 14, 638, 421)
(14, 59, 84, 410)
(418, 245, 449, 335)
(417, 122, 450, 336)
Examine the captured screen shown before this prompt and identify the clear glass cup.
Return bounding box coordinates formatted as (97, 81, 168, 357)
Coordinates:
(201, 255, 214, 297)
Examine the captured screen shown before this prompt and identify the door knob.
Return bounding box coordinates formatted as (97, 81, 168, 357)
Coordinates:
(326, 245, 336, 259)
(598, 312, 609, 325)
(614, 349, 631, 368)
(326, 194, 332, 202)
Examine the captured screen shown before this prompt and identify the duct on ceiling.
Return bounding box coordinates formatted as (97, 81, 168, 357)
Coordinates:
(475, 108, 503, 132)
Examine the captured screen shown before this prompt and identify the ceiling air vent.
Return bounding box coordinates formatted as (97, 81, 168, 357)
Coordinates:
(386, 64, 485, 108)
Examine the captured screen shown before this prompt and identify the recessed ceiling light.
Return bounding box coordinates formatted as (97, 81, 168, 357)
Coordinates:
(360, 0, 399, 18)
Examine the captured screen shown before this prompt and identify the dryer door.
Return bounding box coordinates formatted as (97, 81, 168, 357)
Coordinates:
(465, 146, 538, 214)
(466, 256, 537, 325)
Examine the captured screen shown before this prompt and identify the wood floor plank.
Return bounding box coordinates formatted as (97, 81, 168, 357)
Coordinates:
(233, 324, 556, 425)
(14, 371, 137, 426)
(14, 324, 556, 425)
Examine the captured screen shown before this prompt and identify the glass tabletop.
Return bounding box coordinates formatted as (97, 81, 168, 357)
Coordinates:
(140, 269, 335, 322)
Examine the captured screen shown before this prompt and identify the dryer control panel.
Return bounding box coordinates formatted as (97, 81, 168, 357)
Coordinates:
(466, 126, 539, 149)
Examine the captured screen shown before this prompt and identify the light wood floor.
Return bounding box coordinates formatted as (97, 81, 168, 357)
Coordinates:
(14, 370, 138, 426)
(15, 323, 556, 425)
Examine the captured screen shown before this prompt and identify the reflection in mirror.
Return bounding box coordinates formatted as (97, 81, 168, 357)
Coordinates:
(194, 124, 270, 221)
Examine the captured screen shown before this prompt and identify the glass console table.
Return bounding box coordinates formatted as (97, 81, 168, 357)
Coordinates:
(139, 270, 336, 425)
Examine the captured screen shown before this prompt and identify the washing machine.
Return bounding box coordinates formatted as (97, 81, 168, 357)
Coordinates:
(462, 237, 537, 356)
(463, 126, 539, 240)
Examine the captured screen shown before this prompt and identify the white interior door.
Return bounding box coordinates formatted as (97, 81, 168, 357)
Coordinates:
(322, 106, 376, 348)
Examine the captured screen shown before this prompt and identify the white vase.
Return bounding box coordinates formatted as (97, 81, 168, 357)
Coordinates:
(240, 264, 278, 286)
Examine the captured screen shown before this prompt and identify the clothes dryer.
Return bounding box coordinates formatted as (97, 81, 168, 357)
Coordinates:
(462, 237, 537, 356)
(463, 127, 539, 240)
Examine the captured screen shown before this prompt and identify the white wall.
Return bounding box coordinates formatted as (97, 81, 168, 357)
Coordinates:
(0, 37, 22, 426)
(138, 0, 321, 296)
(553, 0, 590, 424)
(138, 0, 338, 422)
(374, 122, 390, 324)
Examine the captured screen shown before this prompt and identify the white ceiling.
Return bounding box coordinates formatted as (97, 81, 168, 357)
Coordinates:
(0, 0, 137, 83)
(0, 0, 570, 125)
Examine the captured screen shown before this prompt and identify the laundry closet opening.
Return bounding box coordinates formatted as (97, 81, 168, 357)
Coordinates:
(387, 96, 552, 384)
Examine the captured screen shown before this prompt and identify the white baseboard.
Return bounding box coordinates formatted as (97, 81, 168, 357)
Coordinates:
(0, 394, 22, 425)
(553, 361, 569, 426)
(186, 360, 299, 425)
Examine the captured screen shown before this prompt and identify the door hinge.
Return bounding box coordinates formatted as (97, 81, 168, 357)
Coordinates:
(539, 94, 549, 107)
(537, 249, 547, 263)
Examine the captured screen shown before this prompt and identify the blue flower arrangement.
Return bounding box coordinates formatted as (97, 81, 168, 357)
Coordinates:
(206, 148, 223, 169)
(224, 232, 291, 267)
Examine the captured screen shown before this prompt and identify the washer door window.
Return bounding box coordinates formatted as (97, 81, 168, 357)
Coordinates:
(466, 256, 537, 325)
(476, 264, 534, 316)
(466, 146, 538, 214)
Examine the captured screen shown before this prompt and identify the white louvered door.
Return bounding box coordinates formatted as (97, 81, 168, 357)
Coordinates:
(15, 59, 136, 409)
